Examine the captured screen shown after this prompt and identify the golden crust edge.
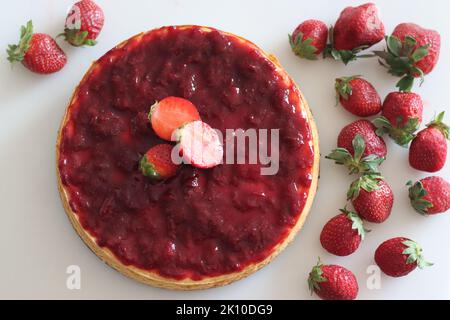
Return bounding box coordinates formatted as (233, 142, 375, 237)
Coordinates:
(55, 25, 320, 291)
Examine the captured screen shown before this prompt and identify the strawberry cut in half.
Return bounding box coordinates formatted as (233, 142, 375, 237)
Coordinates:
(175, 120, 223, 169)
(140, 144, 179, 180)
(149, 96, 201, 141)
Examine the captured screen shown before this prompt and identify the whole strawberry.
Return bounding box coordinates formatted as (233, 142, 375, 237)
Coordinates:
(348, 175, 393, 223)
(375, 237, 432, 277)
(320, 208, 366, 256)
(409, 112, 449, 172)
(327, 121, 386, 174)
(335, 76, 381, 117)
(374, 92, 423, 146)
(308, 259, 358, 300)
(6, 21, 67, 74)
(407, 176, 450, 215)
(61, 0, 104, 46)
(327, 3, 385, 64)
(289, 19, 328, 60)
(140, 144, 179, 180)
(375, 23, 441, 91)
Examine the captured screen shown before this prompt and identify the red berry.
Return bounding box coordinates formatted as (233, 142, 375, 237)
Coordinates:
(408, 176, 450, 215)
(140, 144, 179, 180)
(374, 92, 423, 146)
(335, 76, 381, 117)
(290, 19, 328, 59)
(62, 0, 105, 46)
(308, 259, 358, 300)
(375, 23, 441, 91)
(375, 237, 432, 277)
(320, 209, 366, 256)
(338, 120, 387, 159)
(348, 175, 393, 223)
(149, 96, 201, 141)
(392, 23, 441, 76)
(409, 112, 449, 172)
(7, 21, 67, 74)
(330, 3, 385, 64)
(176, 120, 223, 169)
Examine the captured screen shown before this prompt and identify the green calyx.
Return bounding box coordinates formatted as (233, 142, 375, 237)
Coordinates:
(7, 20, 33, 63)
(426, 111, 450, 140)
(307, 258, 327, 294)
(335, 75, 361, 104)
(407, 180, 433, 216)
(325, 134, 385, 175)
(139, 155, 162, 180)
(341, 207, 368, 240)
(148, 101, 158, 123)
(402, 240, 433, 269)
(59, 28, 97, 47)
(324, 26, 373, 65)
(347, 174, 383, 200)
(289, 33, 319, 60)
(373, 116, 420, 147)
(374, 35, 430, 92)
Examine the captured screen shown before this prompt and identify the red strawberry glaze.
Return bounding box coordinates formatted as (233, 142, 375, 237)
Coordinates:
(58, 26, 315, 280)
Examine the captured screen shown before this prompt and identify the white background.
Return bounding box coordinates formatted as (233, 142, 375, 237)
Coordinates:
(0, 0, 449, 300)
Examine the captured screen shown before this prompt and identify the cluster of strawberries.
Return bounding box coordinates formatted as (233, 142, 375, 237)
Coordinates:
(7, 0, 104, 74)
(140, 97, 223, 180)
(290, 3, 449, 300)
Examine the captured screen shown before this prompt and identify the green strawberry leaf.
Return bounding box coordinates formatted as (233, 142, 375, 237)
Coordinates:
(139, 155, 162, 180)
(411, 44, 430, 63)
(373, 116, 419, 147)
(341, 208, 368, 240)
(307, 258, 327, 294)
(407, 180, 433, 215)
(427, 111, 450, 140)
(289, 33, 318, 60)
(386, 36, 402, 57)
(396, 75, 415, 92)
(347, 174, 383, 200)
(374, 35, 430, 92)
(60, 28, 97, 47)
(402, 240, 433, 269)
(326, 135, 384, 175)
(7, 20, 33, 63)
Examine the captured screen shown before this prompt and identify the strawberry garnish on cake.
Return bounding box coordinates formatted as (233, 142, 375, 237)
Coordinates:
(149, 96, 201, 141)
(140, 144, 179, 180)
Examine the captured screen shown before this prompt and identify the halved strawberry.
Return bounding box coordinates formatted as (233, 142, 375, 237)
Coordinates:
(176, 120, 223, 169)
(149, 96, 201, 141)
(140, 144, 179, 180)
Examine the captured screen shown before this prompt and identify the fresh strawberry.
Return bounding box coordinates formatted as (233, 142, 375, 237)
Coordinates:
(335, 76, 381, 117)
(61, 0, 104, 46)
(149, 96, 201, 141)
(308, 258, 358, 300)
(374, 92, 423, 146)
(140, 144, 179, 180)
(326, 3, 385, 64)
(348, 175, 393, 223)
(289, 19, 328, 60)
(375, 237, 432, 277)
(326, 121, 386, 174)
(375, 23, 441, 92)
(407, 176, 450, 215)
(320, 208, 367, 256)
(6, 21, 67, 74)
(175, 120, 223, 169)
(409, 112, 449, 172)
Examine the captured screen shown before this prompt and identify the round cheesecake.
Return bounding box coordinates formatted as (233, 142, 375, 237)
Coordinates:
(57, 25, 319, 290)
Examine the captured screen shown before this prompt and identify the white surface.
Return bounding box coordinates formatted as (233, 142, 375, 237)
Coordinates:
(0, 0, 449, 300)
